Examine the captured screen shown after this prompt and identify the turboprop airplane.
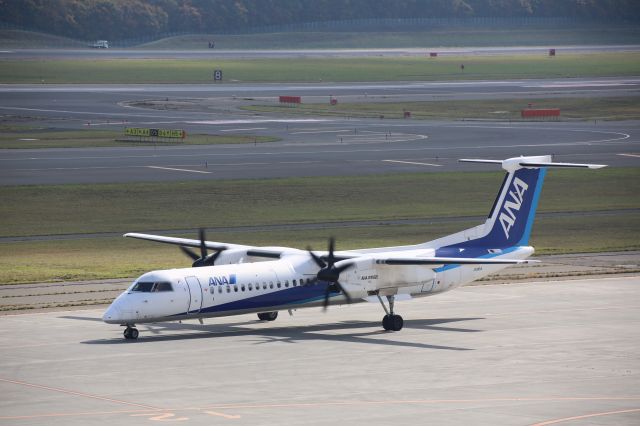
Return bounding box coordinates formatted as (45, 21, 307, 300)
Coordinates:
(103, 155, 605, 340)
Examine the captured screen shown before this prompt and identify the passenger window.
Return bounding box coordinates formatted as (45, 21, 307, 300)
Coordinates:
(277, 282, 281, 288)
(234, 286, 238, 292)
(241, 285, 245, 291)
(226, 286, 231, 293)
(285, 281, 289, 288)
(293, 279, 297, 286)
(218, 287, 223, 294)
(248, 284, 253, 291)
(263, 282, 267, 290)
(269, 282, 274, 289)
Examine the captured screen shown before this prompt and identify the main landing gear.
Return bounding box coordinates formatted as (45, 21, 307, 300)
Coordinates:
(123, 325, 139, 340)
(257, 311, 278, 321)
(377, 294, 404, 331)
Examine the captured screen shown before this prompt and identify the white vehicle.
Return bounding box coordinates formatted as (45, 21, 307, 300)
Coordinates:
(91, 40, 109, 49)
(104, 155, 605, 340)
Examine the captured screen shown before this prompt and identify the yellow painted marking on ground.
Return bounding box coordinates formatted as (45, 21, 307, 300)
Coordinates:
(204, 410, 241, 419)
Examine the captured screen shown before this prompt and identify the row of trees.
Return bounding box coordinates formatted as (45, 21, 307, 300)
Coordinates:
(1, 0, 638, 40)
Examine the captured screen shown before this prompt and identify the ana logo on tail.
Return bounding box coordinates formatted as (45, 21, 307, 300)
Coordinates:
(499, 177, 529, 239)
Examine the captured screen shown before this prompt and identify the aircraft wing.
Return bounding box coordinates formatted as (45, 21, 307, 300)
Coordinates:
(124, 233, 287, 258)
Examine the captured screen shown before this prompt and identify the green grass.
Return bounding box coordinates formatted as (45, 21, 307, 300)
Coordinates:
(1, 212, 638, 284)
(143, 27, 640, 49)
(1, 168, 637, 238)
(0, 127, 278, 149)
(2, 53, 639, 84)
(245, 96, 640, 121)
(4, 26, 640, 50)
(1, 169, 636, 283)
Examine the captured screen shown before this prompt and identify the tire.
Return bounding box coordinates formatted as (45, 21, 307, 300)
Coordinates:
(382, 314, 392, 331)
(391, 315, 404, 331)
(258, 312, 278, 321)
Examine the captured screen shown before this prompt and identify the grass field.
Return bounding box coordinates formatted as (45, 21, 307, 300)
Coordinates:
(1, 212, 638, 284)
(0, 168, 637, 283)
(245, 96, 640, 121)
(2, 53, 639, 84)
(0, 127, 278, 149)
(2, 168, 637, 238)
(4, 26, 640, 50)
(143, 27, 640, 49)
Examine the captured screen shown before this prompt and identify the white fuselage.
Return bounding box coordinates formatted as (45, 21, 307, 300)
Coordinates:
(103, 246, 533, 325)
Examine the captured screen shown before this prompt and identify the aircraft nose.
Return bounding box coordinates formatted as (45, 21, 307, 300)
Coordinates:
(102, 302, 122, 324)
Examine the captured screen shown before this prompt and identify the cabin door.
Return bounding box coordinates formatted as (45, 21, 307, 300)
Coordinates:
(185, 276, 203, 314)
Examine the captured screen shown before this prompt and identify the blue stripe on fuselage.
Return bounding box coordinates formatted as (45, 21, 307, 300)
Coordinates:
(179, 282, 337, 316)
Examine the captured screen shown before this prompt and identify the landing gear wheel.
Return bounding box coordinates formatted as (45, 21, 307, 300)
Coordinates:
(382, 314, 392, 331)
(123, 326, 139, 340)
(391, 314, 404, 331)
(382, 314, 404, 331)
(257, 311, 278, 321)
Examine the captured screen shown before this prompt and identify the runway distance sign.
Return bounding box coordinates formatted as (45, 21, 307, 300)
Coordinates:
(125, 128, 186, 139)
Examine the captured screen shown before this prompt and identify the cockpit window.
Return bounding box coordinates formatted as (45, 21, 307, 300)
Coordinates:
(131, 281, 173, 292)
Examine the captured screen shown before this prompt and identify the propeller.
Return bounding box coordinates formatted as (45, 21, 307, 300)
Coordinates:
(307, 237, 354, 310)
(180, 228, 223, 267)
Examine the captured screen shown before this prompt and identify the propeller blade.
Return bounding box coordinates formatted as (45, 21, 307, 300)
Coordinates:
(334, 281, 353, 304)
(307, 247, 326, 268)
(180, 246, 200, 261)
(322, 284, 331, 311)
(198, 228, 207, 260)
(208, 250, 222, 265)
(335, 262, 355, 275)
(328, 237, 335, 263)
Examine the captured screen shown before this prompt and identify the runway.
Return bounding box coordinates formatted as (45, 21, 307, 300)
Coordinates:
(0, 276, 638, 425)
(1, 77, 639, 185)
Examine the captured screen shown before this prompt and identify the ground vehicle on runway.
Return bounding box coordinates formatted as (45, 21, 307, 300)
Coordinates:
(90, 40, 109, 48)
(103, 155, 605, 340)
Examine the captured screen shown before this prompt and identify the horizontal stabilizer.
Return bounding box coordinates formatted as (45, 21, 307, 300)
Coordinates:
(516, 161, 606, 169)
(459, 156, 606, 171)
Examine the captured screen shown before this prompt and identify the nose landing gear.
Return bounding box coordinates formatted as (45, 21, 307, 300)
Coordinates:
(123, 325, 139, 340)
(377, 294, 404, 331)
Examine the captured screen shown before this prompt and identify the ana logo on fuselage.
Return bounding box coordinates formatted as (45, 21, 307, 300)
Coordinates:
(208, 274, 237, 286)
(498, 177, 529, 239)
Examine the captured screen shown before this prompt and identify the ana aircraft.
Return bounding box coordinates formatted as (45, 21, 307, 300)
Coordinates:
(103, 155, 605, 340)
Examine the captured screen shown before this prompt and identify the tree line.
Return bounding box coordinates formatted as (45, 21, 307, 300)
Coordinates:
(1, 0, 638, 41)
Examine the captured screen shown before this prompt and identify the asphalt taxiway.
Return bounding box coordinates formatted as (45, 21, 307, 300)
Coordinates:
(1, 77, 639, 185)
(0, 275, 638, 425)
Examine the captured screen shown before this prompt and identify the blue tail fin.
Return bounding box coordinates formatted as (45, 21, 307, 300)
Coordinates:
(451, 155, 606, 250)
(483, 166, 546, 247)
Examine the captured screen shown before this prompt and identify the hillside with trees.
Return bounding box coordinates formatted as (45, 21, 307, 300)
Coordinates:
(1, 0, 638, 41)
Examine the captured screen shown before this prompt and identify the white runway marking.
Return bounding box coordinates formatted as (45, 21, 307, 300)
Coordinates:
(617, 153, 640, 158)
(384, 160, 442, 167)
(146, 166, 211, 174)
(188, 119, 332, 125)
(220, 127, 268, 132)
